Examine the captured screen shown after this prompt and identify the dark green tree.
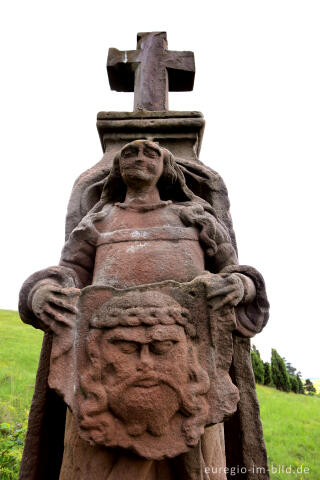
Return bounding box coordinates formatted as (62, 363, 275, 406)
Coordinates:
(286, 362, 297, 376)
(284, 360, 304, 394)
(263, 361, 272, 386)
(251, 345, 265, 384)
(289, 375, 299, 393)
(271, 349, 291, 392)
(305, 379, 316, 394)
(296, 372, 305, 394)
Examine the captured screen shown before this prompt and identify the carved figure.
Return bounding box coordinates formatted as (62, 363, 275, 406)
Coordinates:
(75, 289, 210, 458)
(19, 140, 269, 480)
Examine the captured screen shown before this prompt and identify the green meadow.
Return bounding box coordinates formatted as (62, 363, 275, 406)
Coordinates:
(257, 385, 319, 479)
(0, 310, 42, 479)
(0, 309, 319, 479)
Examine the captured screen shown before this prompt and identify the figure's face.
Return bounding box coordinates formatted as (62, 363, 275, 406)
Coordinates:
(100, 324, 188, 387)
(98, 323, 189, 436)
(118, 141, 164, 188)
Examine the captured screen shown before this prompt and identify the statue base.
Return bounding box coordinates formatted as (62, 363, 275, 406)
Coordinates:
(96, 111, 205, 161)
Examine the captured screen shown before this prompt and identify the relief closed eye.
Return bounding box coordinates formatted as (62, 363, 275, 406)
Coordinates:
(110, 339, 178, 355)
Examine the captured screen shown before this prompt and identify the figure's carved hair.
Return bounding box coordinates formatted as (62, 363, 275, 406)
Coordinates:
(77, 290, 210, 448)
(101, 140, 196, 203)
(90, 290, 196, 336)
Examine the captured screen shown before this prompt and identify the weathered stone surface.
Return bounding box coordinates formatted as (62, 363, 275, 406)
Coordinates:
(18, 31, 270, 480)
(49, 279, 241, 460)
(96, 111, 205, 161)
(107, 32, 195, 111)
(19, 140, 269, 479)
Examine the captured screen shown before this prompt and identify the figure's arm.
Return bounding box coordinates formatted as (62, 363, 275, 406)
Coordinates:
(59, 218, 97, 288)
(220, 264, 269, 337)
(176, 203, 258, 313)
(203, 213, 269, 336)
(19, 216, 97, 331)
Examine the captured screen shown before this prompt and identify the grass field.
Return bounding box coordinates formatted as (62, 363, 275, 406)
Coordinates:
(0, 310, 42, 424)
(0, 310, 42, 479)
(257, 385, 319, 479)
(0, 309, 319, 479)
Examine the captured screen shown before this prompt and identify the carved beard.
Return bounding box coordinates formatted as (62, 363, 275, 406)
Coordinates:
(107, 376, 182, 437)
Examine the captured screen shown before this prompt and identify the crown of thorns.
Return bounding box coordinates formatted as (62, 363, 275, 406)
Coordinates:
(90, 304, 196, 337)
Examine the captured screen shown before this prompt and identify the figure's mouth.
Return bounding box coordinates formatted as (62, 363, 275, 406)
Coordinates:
(133, 377, 159, 388)
(124, 167, 148, 175)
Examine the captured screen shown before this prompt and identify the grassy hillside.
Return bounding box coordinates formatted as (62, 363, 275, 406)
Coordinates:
(0, 310, 42, 424)
(0, 310, 319, 479)
(0, 310, 42, 478)
(257, 385, 319, 479)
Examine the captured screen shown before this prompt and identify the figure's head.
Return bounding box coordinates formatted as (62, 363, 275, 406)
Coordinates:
(78, 290, 209, 446)
(97, 322, 188, 437)
(118, 140, 164, 189)
(101, 139, 193, 203)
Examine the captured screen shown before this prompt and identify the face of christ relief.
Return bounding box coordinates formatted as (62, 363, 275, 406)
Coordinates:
(78, 290, 210, 456)
(99, 324, 189, 437)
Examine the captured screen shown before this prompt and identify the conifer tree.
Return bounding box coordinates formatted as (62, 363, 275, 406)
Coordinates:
(251, 345, 265, 384)
(285, 360, 304, 394)
(296, 373, 305, 394)
(289, 375, 299, 393)
(285, 362, 296, 376)
(271, 349, 291, 392)
(263, 361, 272, 386)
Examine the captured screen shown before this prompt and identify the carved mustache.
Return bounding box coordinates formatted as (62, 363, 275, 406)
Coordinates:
(108, 372, 183, 396)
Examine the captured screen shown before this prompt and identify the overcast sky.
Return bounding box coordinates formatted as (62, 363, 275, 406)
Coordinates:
(1, 0, 319, 378)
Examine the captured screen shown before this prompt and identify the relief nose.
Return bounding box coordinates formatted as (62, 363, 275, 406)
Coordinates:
(137, 146, 145, 161)
(137, 344, 153, 371)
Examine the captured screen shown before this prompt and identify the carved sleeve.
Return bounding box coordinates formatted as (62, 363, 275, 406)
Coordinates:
(202, 209, 270, 337)
(59, 217, 97, 288)
(221, 265, 270, 337)
(19, 215, 97, 329)
(210, 222, 238, 272)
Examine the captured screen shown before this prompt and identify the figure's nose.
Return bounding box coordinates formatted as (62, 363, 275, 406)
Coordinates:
(137, 147, 145, 161)
(137, 344, 153, 371)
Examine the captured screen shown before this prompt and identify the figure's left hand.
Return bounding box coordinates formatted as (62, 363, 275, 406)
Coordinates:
(31, 284, 80, 332)
(204, 273, 245, 311)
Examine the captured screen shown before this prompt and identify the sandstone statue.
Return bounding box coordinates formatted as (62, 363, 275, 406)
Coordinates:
(19, 33, 270, 480)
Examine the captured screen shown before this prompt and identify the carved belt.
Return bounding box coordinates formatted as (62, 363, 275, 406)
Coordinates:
(96, 226, 199, 246)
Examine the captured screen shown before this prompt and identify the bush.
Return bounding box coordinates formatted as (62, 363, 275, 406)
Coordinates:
(0, 416, 27, 479)
(305, 379, 316, 394)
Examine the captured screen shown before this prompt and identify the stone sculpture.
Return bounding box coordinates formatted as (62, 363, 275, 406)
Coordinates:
(19, 33, 270, 480)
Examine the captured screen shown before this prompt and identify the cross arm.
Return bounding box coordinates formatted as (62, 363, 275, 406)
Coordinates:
(165, 50, 195, 91)
(107, 48, 140, 92)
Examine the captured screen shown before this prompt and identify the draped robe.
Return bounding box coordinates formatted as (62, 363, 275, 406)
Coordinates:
(19, 156, 270, 480)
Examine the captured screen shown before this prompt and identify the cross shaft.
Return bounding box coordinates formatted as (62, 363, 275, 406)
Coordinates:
(107, 32, 195, 111)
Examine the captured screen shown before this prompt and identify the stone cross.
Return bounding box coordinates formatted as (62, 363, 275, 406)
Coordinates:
(107, 32, 195, 111)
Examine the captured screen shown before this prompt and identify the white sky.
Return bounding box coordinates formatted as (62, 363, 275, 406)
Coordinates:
(1, 1, 319, 379)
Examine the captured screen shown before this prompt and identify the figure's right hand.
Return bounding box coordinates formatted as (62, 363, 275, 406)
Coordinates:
(31, 284, 80, 331)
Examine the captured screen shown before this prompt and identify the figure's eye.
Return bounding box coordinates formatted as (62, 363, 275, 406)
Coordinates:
(112, 340, 139, 354)
(150, 340, 176, 354)
(121, 148, 136, 158)
(143, 148, 159, 159)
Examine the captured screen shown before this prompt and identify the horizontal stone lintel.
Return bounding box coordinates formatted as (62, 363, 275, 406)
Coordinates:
(96, 111, 205, 159)
(97, 111, 203, 120)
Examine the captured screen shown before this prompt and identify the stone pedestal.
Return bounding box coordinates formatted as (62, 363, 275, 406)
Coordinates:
(97, 111, 205, 161)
